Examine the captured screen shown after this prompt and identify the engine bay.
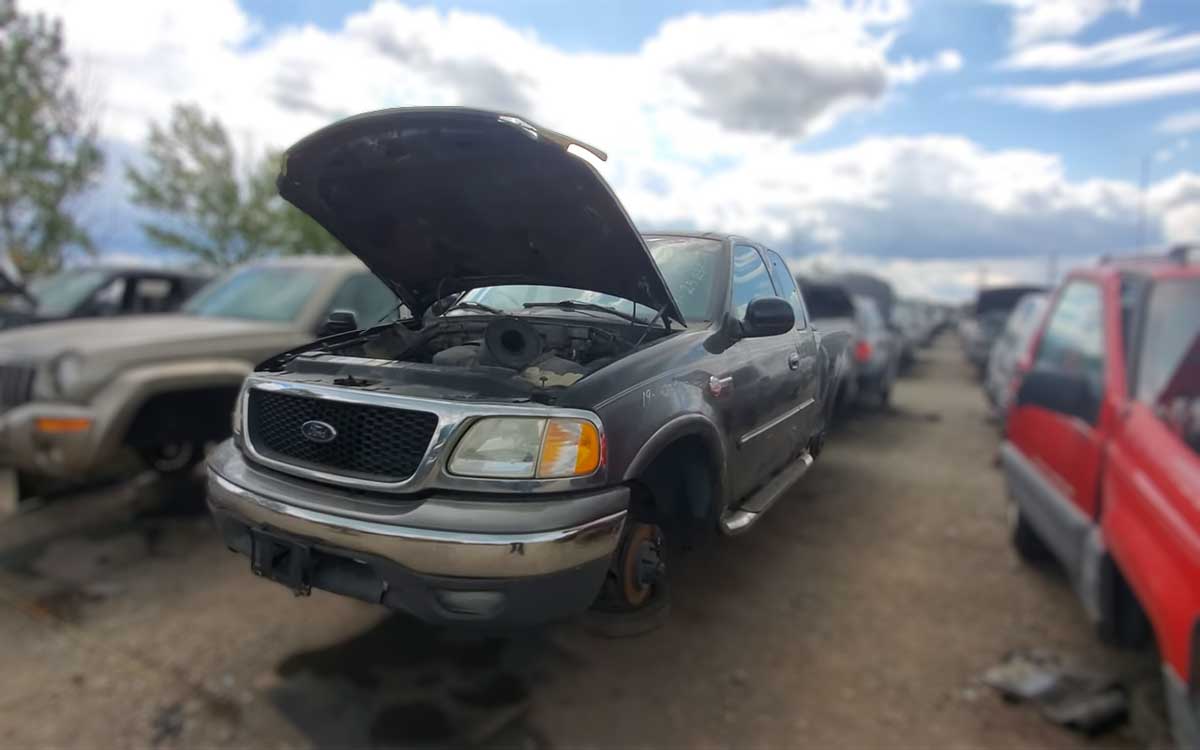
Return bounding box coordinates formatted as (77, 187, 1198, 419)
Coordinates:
(285, 313, 669, 393)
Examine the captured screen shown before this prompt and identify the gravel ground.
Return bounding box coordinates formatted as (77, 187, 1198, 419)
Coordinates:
(0, 336, 1163, 748)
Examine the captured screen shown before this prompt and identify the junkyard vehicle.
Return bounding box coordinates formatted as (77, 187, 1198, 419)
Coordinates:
(798, 278, 861, 411)
(1002, 246, 1200, 747)
(851, 295, 900, 405)
(961, 284, 1045, 377)
(206, 107, 845, 627)
(983, 292, 1047, 422)
(837, 271, 896, 325)
(0, 256, 396, 496)
(0, 265, 211, 330)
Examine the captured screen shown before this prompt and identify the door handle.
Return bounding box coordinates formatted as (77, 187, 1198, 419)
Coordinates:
(788, 353, 801, 370)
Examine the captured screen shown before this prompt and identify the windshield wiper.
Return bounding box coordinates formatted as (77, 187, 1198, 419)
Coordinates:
(522, 300, 647, 325)
(442, 300, 504, 316)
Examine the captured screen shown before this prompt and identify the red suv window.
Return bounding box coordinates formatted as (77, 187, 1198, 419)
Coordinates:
(1136, 278, 1200, 453)
(1032, 280, 1105, 391)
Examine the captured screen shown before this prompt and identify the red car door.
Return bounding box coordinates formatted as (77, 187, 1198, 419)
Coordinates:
(1103, 276, 1200, 686)
(1005, 278, 1112, 573)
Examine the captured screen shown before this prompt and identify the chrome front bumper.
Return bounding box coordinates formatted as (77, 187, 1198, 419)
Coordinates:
(205, 444, 628, 580)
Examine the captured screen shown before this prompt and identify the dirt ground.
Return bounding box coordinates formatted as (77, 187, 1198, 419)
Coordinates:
(0, 336, 1165, 748)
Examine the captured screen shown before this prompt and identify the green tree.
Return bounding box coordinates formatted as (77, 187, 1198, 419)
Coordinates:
(126, 104, 344, 268)
(0, 0, 104, 275)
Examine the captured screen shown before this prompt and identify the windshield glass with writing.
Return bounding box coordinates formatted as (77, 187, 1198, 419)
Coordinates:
(28, 269, 112, 316)
(183, 266, 321, 323)
(457, 236, 721, 323)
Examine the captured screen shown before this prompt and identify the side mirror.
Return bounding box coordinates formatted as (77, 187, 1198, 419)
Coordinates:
(741, 297, 795, 338)
(1015, 368, 1099, 424)
(319, 309, 359, 338)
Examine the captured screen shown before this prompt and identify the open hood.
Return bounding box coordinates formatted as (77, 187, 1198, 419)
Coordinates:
(278, 107, 685, 325)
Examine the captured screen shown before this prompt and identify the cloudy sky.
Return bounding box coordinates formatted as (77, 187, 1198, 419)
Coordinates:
(24, 0, 1200, 300)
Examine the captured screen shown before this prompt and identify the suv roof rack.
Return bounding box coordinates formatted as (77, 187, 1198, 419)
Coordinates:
(1099, 244, 1198, 266)
(1167, 243, 1198, 264)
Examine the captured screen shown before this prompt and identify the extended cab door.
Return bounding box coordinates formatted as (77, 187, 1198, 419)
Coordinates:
(1005, 279, 1110, 574)
(764, 248, 821, 442)
(721, 244, 805, 502)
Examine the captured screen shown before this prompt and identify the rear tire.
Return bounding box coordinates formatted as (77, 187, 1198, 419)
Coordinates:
(1010, 503, 1053, 563)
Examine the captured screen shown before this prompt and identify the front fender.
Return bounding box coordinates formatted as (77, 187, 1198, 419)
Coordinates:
(622, 412, 729, 512)
(89, 358, 255, 461)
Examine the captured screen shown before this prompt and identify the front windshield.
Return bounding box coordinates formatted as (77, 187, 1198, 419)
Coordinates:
(28, 269, 112, 316)
(182, 265, 322, 323)
(456, 236, 721, 324)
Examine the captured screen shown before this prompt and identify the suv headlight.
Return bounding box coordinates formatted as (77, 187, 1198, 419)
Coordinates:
(448, 417, 602, 479)
(52, 351, 86, 395)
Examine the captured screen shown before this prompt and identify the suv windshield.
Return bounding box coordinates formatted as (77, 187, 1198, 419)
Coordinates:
(28, 269, 112, 316)
(183, 266, 321, 323)
(457, 236, 721, 323)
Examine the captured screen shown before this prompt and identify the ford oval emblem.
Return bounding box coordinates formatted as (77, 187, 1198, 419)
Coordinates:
(300, 420, 337, 444)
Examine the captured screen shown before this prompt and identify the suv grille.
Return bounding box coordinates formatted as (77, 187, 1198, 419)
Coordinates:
(246, 389, 438, 483)
(0, 364, 35, 412)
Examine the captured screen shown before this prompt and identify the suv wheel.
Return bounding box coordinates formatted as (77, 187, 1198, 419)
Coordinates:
(138, 439, 203, 476)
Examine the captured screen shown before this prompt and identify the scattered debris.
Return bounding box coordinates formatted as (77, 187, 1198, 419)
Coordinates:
(982, 650, 1064, 702)
(150, 702, 185, 747)
(982, 650, 1129, 737)
(1041, 687, 1128, 736)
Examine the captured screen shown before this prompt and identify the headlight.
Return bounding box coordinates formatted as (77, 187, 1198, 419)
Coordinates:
(448, 417, 602, 479)
(52, 351, 86, 395)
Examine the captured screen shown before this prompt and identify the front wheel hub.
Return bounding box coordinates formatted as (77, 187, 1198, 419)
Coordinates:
(619, 522, 663, 607)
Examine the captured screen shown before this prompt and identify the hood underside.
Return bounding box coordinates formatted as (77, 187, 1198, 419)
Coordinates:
(277, 107, 684, 325)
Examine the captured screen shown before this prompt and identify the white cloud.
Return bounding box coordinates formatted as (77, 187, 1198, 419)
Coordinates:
(985, 68, 1200, 109)
(994, 0, 1141, 47)
(1151, 172, 1200, 243)
(1158, 109, 1200, 135)
(19, 0, 1199, 300)
(1000, 27, 1200, 70)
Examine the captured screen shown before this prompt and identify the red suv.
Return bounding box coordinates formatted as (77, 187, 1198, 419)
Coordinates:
(1001, 246, 1200, 745)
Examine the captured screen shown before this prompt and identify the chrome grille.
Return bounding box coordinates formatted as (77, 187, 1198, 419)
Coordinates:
(245, 389, 438, 482)
(0, 364, 35, 412)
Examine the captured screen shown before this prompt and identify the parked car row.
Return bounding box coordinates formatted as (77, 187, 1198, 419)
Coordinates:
(969, 246, 1199, 746)
(1, 108, 867, 630)
(798, 275, 948, 409)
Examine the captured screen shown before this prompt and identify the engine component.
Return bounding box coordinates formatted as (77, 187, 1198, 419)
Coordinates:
(482, 317, 543, 370)
(431, 344, 481, 368)
(521, 355, 587, 388)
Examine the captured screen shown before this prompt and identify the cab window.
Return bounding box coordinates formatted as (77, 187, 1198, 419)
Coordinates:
(1135, 278, 1200, 454)
(730, 245, 775, 319)
(764, 249, 806, 328)
(1032, 280, 1105, 390)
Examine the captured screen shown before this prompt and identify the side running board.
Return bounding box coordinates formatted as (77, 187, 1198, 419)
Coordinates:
(719, 452, 814, 535)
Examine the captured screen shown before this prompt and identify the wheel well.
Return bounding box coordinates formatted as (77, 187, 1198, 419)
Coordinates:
(627, 435, 718, 543)
(1101, 555, 1153, 649)
(124, 386, 241, 449)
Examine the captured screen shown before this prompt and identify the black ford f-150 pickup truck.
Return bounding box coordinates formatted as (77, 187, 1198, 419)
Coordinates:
(206, 108, 848, 626)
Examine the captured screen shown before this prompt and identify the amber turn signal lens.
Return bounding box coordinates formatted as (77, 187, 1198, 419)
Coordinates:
(34, 417, 93, 434)
(536, 419, 601, 478)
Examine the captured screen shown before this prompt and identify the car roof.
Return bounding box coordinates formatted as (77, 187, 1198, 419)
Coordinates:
(1088, 244, 1200, 281)
(58, 264, 211, 280)
(241, 255, 366, 271)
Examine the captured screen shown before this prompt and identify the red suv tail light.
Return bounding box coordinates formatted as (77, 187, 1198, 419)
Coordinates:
(854, 340, 872, 363)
